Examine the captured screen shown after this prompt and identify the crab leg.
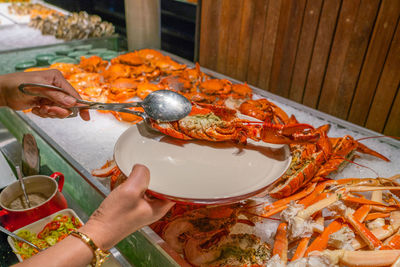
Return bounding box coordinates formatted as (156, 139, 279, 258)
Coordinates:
(353, 205, 372, 223)
(322, 249, 400, 267)
(264, 183, 316, 211)
(348, 186, 400, 192)
(365, 212, 390, 221)
(343, 195, 388, 206)
(372, 205, 398, 212)
(383, 229, 400, 250)
(305, 219, 343, 255)
(261, 205, 288, 218)
(91, 160, 117, 177)
(372, 190, 384, 203)
(388, 174, 400, 181)
(297, 180, 334, 206)
(273, 222, 288, 264)
(291, 237, 310, 261)
(352, 211, 400, 249)
(297, 193, 339, 219)
(313, 211, 324, 233)
(344, 208, 382, 249)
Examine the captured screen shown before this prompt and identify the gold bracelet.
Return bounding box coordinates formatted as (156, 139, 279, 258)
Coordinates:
(70, 230, 110, 267)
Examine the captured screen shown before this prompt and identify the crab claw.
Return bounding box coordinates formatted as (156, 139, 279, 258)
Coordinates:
(261, 123, 320, 145)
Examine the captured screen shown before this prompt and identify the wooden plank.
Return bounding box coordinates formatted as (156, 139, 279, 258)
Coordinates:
(384, 86, 400, 137)
(289, 0, 323, 103)
(269, 0, 307, 98)
(302, 0, 341, 108)
(328, 0, 380, 119)
(215, 0, 232, 73)
(348, 0, 400, 125)
(246, 0, 269, 85)
(366, 22, 400, 132)
(225, 0, 244, 77)
(317, 0, 361, 117)
(257, 0, 282, 90)
(235, 0, 256, 81)
(199, 0, 221, 70)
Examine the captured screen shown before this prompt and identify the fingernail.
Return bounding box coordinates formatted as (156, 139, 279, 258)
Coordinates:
(63, 96, 76, 106)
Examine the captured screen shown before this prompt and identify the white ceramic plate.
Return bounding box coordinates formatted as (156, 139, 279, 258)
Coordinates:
(114, 118, 291, 204)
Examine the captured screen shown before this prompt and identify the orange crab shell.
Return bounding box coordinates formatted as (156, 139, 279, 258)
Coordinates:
(199, 79, 232, 95)
(231, 83, 252, 99)
(160, 76, 193, 92)
(48, 63, 84, 79)
(136, 49, 164, 62)
(111, 52, 145, 66)
(78, 55, 108, 73)
(136, 82, 163, 99)
(102, 63, 132, 81)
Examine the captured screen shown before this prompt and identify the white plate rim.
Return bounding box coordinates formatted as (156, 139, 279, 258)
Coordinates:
(114, 118, 291, 204)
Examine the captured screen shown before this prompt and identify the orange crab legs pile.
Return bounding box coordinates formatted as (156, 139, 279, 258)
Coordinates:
(262, 174, 400, 266)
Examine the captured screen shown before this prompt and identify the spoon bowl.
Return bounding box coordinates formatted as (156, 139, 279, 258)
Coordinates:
(140, 90, 192, 121)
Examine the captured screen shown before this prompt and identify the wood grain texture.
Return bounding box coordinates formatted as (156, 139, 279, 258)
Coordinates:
(215, 0, 231, 73)
(330, 0, 381, 119)
(246, 0, 269, 85)
(348, 0, 400, 125)
(199, 0, 400, 136)
(366, 22, 400, 132)
(384, 86, 400, 137)
(199, 0, 221, 70)
(317, 0, 361, 117)
(257, 0, 282, 89)
(225, 0, 244, 77)
(289, 0, 323, 102)
(302, 0, 341, 108)
(269, 0, 307, 98)
(235, 0, 256, 81)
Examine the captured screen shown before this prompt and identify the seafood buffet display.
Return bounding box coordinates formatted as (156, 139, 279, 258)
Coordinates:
(8, 3, 114, 40)
(25, 49, 400, 266)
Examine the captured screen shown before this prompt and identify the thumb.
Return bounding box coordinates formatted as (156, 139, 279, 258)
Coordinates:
(123, 164, 150, 196)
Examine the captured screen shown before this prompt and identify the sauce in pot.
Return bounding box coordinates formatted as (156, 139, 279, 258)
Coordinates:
(8, 193, 48, 210)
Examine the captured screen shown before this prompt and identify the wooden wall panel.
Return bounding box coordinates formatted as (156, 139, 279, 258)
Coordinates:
(348, 0, 400, 126)
(257, 0, 281, 89)
(328, 0, 380, 119)
(199, 0, 400, 136)
(365, 24, 400, 132)
(199, 0, 221, 70)
(289, 0, 323, 103)
(215, 0, 230, 73)
(268, 0, 306, 98)
(384, 87, 400, 137)
(302, 0, 341, 108)
(317, 0, 360, 116)
(235, 0, 255, 80)
(246, 0, 269, 85)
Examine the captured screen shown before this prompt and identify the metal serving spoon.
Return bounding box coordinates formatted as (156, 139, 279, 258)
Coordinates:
(18, 83, 192, 122)
(0, 225, 43, 252)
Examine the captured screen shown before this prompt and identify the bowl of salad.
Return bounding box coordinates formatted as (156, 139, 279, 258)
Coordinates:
(7, 209, 83, 261)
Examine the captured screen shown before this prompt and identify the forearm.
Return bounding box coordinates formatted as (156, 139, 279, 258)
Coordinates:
(13, 235, 93, 267)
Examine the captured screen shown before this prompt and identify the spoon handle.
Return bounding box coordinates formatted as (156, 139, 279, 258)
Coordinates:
(16, 166, 31, 208)
(0, 225, 43, 251)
